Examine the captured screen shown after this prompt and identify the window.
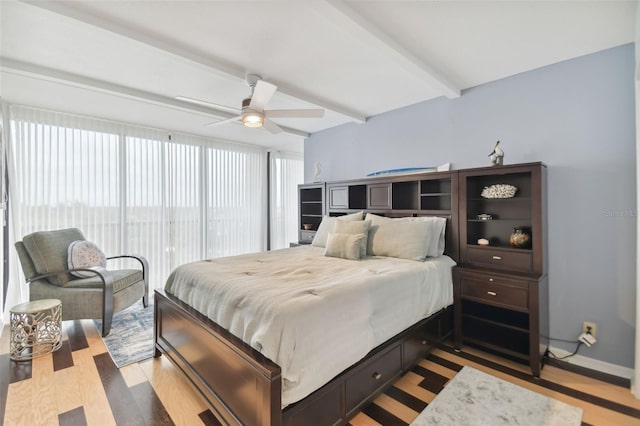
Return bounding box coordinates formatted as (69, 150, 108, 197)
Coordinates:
(270, 152, 303, 249)
(6, 106, 275, 315)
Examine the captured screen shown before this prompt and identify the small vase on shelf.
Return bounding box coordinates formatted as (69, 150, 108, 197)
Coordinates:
(509, 227, 531, 249)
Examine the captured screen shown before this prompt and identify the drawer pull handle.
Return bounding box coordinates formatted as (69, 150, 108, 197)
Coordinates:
(492, 256, 502, 260)
(421, 340, 427, 345)
(372, 372, 382, 380)
(489, 278, 494, 282)
(487, 291, 497, 296)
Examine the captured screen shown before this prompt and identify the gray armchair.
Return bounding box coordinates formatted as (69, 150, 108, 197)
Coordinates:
(15, 228, 149, 337)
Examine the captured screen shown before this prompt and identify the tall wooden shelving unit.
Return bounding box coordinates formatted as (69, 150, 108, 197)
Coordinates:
(454, 162, 548, 376)
(298, 183, 325, 244)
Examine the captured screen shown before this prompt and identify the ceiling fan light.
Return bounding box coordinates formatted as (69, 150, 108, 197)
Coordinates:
(242, 111, 264, 127)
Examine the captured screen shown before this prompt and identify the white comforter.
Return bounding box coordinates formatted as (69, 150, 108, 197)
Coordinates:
(165, 245, 455, 406)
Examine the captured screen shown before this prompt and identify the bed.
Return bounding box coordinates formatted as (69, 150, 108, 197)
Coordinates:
(154, 213, 458, 425)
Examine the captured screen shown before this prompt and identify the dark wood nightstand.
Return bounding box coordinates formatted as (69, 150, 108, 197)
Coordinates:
(454, 266, 548, 377)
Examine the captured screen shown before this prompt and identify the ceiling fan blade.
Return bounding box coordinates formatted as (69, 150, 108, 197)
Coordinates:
(176, 96, 240, 114)
(249, 80, 277, 111)
(263, 118, 283, 134)
(205, 116, 241, 127)
(265, 109, 325, 119)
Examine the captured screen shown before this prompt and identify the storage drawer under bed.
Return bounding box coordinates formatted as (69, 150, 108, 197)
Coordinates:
(345, 345, 402, 415)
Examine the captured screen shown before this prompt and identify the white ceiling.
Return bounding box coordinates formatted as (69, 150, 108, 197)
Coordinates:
(0, 0, 636, 153)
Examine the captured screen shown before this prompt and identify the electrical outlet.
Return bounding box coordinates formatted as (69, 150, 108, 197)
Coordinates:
(583, 321, 597, 339)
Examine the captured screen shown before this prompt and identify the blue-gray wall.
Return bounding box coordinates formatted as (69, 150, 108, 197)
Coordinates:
(305, 44, 636, 369)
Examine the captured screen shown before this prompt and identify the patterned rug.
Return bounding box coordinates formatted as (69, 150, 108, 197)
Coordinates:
(94, 302, 154, 368)
(411, 366, 583, 426)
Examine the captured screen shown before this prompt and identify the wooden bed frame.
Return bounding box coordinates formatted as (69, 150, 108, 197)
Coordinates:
(154, 171, 459, 425)
(155, 290, 453, 426)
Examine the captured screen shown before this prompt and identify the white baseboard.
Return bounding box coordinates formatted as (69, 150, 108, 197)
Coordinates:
(549, 345, 633, 380)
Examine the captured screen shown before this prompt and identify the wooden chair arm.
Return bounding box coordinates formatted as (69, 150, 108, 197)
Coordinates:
(106, 255, 148, 277)
(106, 254, 149, 308)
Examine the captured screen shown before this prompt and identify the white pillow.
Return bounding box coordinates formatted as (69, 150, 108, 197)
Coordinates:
(324, 233, 364, 260)
(429, 217, 447, 256)
(367, 219, 431, 261)
(67, 240, 107, 278)
(333, 219, 370, 258)
(365, 213, 447, 258)
(311, 211, 364, 247)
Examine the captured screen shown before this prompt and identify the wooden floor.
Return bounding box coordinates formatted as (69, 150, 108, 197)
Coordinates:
(1, 319, 639, 426)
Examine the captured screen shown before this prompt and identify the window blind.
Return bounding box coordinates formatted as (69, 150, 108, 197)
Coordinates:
(270, 152, 303, 249)
(204, 141, 267, 258)
(6, 105, 275, 315)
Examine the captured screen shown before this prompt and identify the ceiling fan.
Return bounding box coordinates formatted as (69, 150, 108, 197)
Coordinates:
(177, 74, 325, 134)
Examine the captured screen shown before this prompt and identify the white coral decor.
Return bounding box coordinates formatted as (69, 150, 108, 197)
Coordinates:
(481, 184, 517, 199)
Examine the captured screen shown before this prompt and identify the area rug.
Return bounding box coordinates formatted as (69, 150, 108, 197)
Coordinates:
(94, 302, 154, 368)
(411, 366, 583, 426)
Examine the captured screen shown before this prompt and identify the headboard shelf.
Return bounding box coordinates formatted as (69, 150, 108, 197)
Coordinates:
(299, 170, 459, 261)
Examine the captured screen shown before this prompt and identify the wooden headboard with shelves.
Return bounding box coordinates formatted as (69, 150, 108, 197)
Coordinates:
(299, 170, 459, 262)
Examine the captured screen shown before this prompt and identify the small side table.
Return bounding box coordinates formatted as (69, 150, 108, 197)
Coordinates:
(10, 299, 63, 361)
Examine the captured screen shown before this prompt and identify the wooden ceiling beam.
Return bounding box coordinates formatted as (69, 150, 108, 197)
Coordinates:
(313, 0, 461, 99)
(1, 58, 310, 138)
(21, 0, 367, 124)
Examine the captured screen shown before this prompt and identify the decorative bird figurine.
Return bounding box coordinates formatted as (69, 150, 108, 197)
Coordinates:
(313, 162, 322, 182)
(488, 140, 504, 166)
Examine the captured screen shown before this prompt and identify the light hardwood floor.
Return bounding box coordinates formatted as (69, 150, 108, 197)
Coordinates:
(1, 319, 639, 425)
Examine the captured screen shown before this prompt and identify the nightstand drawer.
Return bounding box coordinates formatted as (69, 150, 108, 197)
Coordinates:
(460, 274, 528, 311)
(299, 230, 315, 244)
(467, 246, 532, 273)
